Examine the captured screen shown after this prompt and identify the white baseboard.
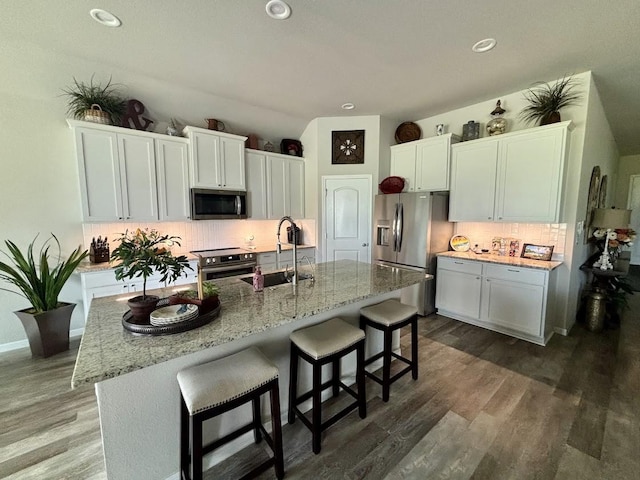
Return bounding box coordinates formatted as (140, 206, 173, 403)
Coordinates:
(554, 326, 569, 336)
(0, 327, 84, 354)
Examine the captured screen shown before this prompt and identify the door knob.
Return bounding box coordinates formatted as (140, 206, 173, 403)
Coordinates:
(362, 243, 369, 247)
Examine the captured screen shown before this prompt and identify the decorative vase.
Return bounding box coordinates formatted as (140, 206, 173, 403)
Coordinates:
(127, 295, 160, 324)
(14, 302, 76, 358)
(486, 100, 508, 136)
(540, 111, 561, 125)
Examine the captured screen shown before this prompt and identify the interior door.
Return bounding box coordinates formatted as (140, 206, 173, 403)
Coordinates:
(323, 176, 372, 263)
(627, 175, 640, 265)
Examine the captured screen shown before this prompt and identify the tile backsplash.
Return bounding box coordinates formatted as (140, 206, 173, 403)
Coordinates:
(82, 219, 317, 255)
(454, 222, 567, 259)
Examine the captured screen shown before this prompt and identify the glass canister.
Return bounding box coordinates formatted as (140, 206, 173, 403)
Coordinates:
(486, 100, 507, 136)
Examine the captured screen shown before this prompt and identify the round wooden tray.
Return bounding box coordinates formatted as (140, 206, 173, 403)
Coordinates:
(395, 122, 422, 143)
(122, 298, 221, 336)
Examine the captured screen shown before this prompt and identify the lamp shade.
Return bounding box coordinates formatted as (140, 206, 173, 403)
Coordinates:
(592, 208, 632, 229)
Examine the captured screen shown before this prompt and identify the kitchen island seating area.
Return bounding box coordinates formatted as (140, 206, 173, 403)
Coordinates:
(177, 347, 284, 480)
(360, 299, 419, 402)
(288, 317, 367, 454)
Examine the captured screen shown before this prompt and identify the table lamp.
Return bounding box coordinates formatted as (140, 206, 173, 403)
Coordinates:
(591, 208, 632, 270)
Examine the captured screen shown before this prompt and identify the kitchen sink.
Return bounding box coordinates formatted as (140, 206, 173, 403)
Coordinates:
(240, 271, 312, 288)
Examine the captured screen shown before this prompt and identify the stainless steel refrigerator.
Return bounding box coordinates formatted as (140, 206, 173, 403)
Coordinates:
(374, 192, 453, 315)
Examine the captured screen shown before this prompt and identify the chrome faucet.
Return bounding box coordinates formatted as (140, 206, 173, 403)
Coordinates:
(276, 216, 298, 286)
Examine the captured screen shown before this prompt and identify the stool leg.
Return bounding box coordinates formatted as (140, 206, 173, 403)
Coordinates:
(191, 414, 203, 480)
(180, 395, 189, 480)
(312, 361, 322, 454)
(357, 340, 367, 419)
(382, 327, 392, 402)
(288, 342, 298, 424)
(269, 381, 285, 480)
(252, 394, 262, 443)
(332, 358, 340, 397)
(411, 316, 419, 380)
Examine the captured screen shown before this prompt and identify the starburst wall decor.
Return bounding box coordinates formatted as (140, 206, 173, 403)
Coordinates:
(332, 130, 365, 164)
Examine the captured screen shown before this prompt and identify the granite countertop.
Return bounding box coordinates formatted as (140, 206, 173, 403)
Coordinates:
(71, 260, 425, 388)
(438, 251, 562, 271)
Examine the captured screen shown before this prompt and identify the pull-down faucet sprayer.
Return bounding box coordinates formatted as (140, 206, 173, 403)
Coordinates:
(276, 216, 298, 286)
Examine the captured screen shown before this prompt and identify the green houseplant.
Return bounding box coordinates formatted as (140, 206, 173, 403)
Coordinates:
(62, 75, 126, 125)
(110, 229, 191, 323)
(520, 75, 582, 125)
(0, 234, 88, 357)
(169, 281, 220, 314)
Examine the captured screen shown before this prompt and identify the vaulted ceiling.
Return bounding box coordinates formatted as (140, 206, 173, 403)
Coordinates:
(4, 1, 640, 154)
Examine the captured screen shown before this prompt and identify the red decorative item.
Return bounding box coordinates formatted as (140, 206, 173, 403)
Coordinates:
(379, 176, 405, 194)
(121, 99, 154, 131)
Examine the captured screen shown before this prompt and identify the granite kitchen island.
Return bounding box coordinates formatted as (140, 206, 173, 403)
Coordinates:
(72, 260, 426, 480)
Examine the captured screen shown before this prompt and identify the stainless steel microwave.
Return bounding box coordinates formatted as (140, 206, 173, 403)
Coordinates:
(190, 188, 247, 220)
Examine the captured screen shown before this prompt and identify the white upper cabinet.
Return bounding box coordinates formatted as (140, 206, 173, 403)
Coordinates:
(117, 134, 158, 221)
(183, 126, 247, 191)
(390, 134, 460, 192)
(247, 149, 305, 220)
(156, 138, 190, 221)
(449, 121, 572, 223)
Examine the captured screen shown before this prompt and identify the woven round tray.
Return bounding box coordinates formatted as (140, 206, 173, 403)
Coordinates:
(395, 121, 422, 143)
(122, 298, 220, 336)
(379, 176, 405, 194)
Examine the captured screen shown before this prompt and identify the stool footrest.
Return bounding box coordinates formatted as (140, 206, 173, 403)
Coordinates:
(365, 364, 412, 385)
(203, 421, 255, 455)
(238, 458, 276, 480)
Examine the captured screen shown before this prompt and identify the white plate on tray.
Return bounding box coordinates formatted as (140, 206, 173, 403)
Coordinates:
(150, 304, 198, 326)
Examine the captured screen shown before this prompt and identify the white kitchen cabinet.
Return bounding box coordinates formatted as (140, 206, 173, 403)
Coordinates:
(247, 149, 305, 220)
(449, 122, 571, 222)
(436, 256, 556, 345)
(155, 138, 190, 221)
(183, 126, 247, 191)
(72, 125, 158, 222)
(390, 134, 460, 192)
(278, 247, 315, 269)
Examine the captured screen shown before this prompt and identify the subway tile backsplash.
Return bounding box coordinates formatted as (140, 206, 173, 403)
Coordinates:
(454, 222, 567, 259)
(82, 219, 317, 255)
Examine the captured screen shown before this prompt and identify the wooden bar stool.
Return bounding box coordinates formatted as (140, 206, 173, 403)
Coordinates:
(359, 299, 419, 402)
(177, 347, 284, 480)
(288, 317, 366, 454)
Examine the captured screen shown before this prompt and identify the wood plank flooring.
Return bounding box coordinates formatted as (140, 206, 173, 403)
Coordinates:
(1, 292, 639, 479)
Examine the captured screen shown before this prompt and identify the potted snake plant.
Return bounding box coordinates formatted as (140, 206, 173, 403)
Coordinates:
(0, 234, 88, 357)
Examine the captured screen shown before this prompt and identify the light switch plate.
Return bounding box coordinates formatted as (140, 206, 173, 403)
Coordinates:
(576, 221, 584, 244)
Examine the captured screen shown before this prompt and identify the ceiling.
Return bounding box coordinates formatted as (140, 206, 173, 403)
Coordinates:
(4, 1, 640, 154)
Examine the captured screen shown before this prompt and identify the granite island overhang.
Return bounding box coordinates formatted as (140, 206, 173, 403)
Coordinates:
(72, 260, 426, 480)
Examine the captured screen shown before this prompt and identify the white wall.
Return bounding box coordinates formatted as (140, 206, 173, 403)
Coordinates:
(615, 154, 640, 208)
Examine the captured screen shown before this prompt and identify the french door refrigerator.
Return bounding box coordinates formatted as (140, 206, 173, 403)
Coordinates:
(374, 191, 453, 315)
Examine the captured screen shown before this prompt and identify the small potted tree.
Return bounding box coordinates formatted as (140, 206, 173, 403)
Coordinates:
(62, 75, 126, 125)
(520, 75, 582, 126)
(169, 281, 220, 314)
(110, 229, 192, 323)
(0, 234, 88, 357)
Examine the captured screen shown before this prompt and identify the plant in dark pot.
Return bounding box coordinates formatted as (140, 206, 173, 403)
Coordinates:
(169, 281, 220, 314)
(111, 229, 191, 324)
(62, 74, 126, 125)
(520, 75, 582, 126)
(0, 234, 88, 357)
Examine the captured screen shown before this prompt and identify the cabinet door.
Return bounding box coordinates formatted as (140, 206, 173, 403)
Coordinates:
(267, 156, 287, 219)
(156, 139, 190, 221)
(118, 134, 158, 221)
(496, 127, 566, 222)
(416, 139, 449, 191)
(220, 137, 246, 190)
(481, 277, 544, 336)
(74, 128, 123, 221)
(390, 144, 416, 192)
(435, 269, 482, 318)
(246, 151, 268, 219)
(449, 141, 499, 221)
(288, 158, 305, 219)
(190, 131, 221, 188)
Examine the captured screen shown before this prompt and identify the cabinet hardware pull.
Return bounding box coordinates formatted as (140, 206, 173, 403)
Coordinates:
(507, 269, 519, 272)
(454, 261, 463, 264)
(488, 217, 492, 220)
(476, 277, 480, 280)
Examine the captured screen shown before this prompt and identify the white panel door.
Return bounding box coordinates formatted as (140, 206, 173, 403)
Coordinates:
(246, 150, 268, 219)
(219, 137, 245, 190)
(627, 175, 640, 265)
(435, 269, 482, 318)
(156, 139, 190, 221)
(118, 134, 158, 221)
(323, 176, 371, 263)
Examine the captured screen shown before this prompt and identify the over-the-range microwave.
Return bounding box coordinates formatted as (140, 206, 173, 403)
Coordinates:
(190, 188, 247, 220)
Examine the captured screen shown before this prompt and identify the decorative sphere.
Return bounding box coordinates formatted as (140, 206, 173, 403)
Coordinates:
(487, 117, 507, 136)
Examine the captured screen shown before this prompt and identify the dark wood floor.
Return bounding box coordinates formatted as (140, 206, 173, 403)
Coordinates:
(1, 293, 639, 480)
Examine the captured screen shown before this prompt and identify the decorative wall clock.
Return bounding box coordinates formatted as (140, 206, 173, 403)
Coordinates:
(332, 130, 365, 164)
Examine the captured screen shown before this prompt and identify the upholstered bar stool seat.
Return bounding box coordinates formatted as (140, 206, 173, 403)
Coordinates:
(360, 299, 419, 402)
(177, 347, 284, 480)
(288, 317, 366, 454)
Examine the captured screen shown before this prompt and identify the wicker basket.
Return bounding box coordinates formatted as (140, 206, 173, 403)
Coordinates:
(84, 104, 112, 125)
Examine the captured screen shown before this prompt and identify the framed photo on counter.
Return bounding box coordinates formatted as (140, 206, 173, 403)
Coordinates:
(521, 243, 554, 261)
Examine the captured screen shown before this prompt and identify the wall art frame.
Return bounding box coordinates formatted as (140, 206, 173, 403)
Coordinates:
(332, 130, 365, 164)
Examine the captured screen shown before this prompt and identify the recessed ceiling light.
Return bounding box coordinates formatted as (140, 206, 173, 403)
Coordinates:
(472, 38, 497, 53)
(89, 8, 122, 27)
(265, 0, 292, 20)
(341, 103, 355, 110)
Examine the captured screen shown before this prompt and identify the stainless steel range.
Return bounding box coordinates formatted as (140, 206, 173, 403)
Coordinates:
(190, 248, 257, 281)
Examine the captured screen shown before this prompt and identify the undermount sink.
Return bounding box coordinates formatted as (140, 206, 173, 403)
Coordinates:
(240, 271, 312, 288)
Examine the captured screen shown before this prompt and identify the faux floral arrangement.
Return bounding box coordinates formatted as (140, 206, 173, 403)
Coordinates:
(593, 228, 636, 249)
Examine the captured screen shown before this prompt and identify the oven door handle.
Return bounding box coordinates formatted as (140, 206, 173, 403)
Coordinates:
(236, 195, 241, 216)
(200, 262, 256, 274)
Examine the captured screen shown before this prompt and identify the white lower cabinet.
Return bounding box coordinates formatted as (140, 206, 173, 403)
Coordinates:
(436, 257, 555, 345)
